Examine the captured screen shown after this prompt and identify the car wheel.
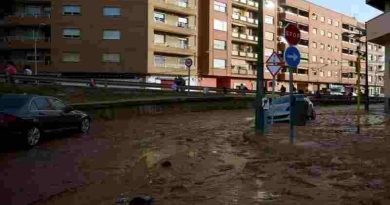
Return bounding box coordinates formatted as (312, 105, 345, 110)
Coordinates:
(79, 118, 91, 134)
(26, 127, 40, 147)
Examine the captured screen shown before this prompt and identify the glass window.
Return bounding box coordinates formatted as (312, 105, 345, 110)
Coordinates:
(335, 34, 339, 40)
(320, 43, 325, 50)
(214, 19, 227, 31)
(214, 40, 226, 50)
(63, 28, 80, 39)
(213, 59, 226, 69)
(312, 42, 317, 48)
(334, 60, 339, 65)
(311, 13, 318, 20)
(62, 52, 80, 63)
(327, 18, 332, 25)
(312, 28, 317, 34)
(154, 55, 165, 67)
(265, 15, 274, 25)
(265, 32, 274, 41)
(312, 55, 317, 62)
(154, 34, 165, 44)
(265, 48, 274, 57)
(103, 54, 121, 63)
(63, 5, 81, 15)
(154, 12, 165, 22)
(26, 6, 41, 16)
(327, 71, 332, 77)
(320, 30, 325, 36)
(320, 57, 324, 63)
(33, 98, 52, 110)
(103, 7, 121, 17)
(334, 21, 339, 27)
(177, 17, 188, 28)
(320, 16, 325, 22)
(214, 1, 227, 13)
(49, 98, 66, 111)
(103, 30, 121, 40)
(327, 32, 332, 38)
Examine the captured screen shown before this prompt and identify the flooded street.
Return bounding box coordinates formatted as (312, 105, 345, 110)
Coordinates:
(0, 105, 389, 205)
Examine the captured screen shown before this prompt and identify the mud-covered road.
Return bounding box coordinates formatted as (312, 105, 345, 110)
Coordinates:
(0, 105, 389, 205)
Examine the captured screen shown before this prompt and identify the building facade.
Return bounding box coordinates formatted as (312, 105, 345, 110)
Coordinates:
(367, 0, 390, 111)
(0, 0, 385, 96)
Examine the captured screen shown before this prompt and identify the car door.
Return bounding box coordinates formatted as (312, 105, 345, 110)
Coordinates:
(48, 98, 79, 130)
(30, 97, 60, 132)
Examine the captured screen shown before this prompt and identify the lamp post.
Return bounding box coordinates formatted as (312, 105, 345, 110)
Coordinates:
(255, 0, 265, 134)
(34, 23, 46, 75)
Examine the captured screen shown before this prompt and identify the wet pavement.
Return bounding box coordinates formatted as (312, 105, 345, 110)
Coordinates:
(0, 104, 389, 205)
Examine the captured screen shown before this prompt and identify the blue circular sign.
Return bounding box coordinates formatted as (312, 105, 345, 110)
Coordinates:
(284, 46, 301, 68)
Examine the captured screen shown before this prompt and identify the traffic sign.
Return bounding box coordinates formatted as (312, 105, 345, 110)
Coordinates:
(185, 58, 193, 68)
(284, 46, 301, 68)
(285, 24, 301, 45)
(266, 52, 283, 76)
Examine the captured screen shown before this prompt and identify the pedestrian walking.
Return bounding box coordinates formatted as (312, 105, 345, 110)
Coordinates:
(23, 65, 32, 76)
(5, 61, 17, 84)
(280, 85, 286, 95)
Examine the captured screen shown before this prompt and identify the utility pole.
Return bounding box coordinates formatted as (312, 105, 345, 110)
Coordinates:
(356, 50, 362, 134)
(255, 0, 265, 134)
(364, 23, 369, 111)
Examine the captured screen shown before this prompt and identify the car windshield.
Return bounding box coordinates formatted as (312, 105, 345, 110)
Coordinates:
(0, 95, 29, 111)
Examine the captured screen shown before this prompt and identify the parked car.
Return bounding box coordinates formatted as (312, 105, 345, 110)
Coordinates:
(263, 94, 316, 122)
(0, 94, 91, 147)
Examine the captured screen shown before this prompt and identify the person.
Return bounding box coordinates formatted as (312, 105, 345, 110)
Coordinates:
(23, 65, 32, 76)
(5, 61, 17, 84)
(315, 90, 321, 99)
(239, 83, 245, 95)
(178, 76, 185, 92)
(222, 87, 228, 95)
(280, 85, 286, 95)
(347, 91, 353, 105)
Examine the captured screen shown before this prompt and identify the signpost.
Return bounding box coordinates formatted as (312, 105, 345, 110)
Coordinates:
(266, 52, 283, 124)
(185, 58, 193, 94)
(284, 24, 301, 143)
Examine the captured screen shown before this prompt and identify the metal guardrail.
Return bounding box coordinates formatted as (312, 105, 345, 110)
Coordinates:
(0, 74, 255, 95)
(0, 74, 385, 103)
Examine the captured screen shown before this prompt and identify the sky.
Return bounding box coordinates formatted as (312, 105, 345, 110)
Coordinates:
(306, 0, 383, 22)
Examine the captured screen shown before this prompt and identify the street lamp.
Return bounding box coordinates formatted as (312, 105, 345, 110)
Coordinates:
(34, 23, 46, 75)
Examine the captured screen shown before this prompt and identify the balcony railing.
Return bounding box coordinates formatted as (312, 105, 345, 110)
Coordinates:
(232, 0, 259, 8)
(155, 0, 194, 9)
(2, 36, 51, 42)
(10, 13, 51, 18)
(154, 19, 195, 30)
(232, 14, 258, 25)
(155, 42, 190, 49)
(155, 63, 187, 69)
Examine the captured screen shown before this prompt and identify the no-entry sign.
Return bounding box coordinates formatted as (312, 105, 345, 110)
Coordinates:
(285, 24, 301, 45)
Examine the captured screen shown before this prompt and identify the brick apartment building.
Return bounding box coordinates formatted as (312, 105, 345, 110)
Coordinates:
(0, 0, 385, 96)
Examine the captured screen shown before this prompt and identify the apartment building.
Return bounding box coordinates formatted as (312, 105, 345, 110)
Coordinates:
(367, 0, 390, 111)
(0, 0, 198, 83)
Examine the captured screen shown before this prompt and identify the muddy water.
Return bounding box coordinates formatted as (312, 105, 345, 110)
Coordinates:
(0, 104, 389, 205)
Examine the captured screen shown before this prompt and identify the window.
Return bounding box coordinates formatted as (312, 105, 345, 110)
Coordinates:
(335, 34, 339, 40)
(103, 7, 121, 17)
(327, 45, 332, 51)
(154, 12, 165, 22)
(320, 30, 325, 36)
(312, 42, 317, 48)
(103, 30, 120, 40)
(320, 16, 325, 22)
(103, 54, 121, 63)
(327, 32, 332, 38)
(62, 52, 80, 62)
(311, 13, 318, 20)
(49, 98, 66, 111)
(63, 28, 80, 39)
(265, 32, 274, 41)
(320, 71, 324, 77)
(327, 71, 332, 77)
(334, 60, 339, 65)
(335, 47, 339, 52)
(154, 34, 165, 44)
(214, 19, 227, 31)
(374, 45, 377, 51)
(63, 5, 81, 15)
(154, 55, 165, 66)
(368, 44, 372, 50)
(320, 57, 324, 63)
(327, 18, 332, 25)
(177, 17, 188, 28)
(32, 98, 52, 110)
(327, 59, 331, 65)
(312, 55, 317, 62)
(334, 21, 339, 27)
(214, 40, 226, 50)
(320, 43, 325, 50)
(265, 48, 274, 57)
(265, 15, 274, 24)
(213, 59, 226, 69)
(312, 28, 317, 34)
(214, 1, 226, 12)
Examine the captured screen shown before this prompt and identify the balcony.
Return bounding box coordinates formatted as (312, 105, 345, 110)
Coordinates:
(154, 62, 195, 75)
(3, 14, 51, 26)
(232, 50, 257, 60)
(278, 73, 309, 81)
(231, 68, 256, 76)
(367, 12, 390, 45)
(153, 0, 197, 16)
(232, 14, 258, 27)
(232, 0, 259, 11)
(1, 36, 51, 49)
(154, 42, 196, 55)
(154, 20, 196, 36)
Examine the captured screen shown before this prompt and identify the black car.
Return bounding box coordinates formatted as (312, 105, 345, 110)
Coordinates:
(0, 94, 91, 147)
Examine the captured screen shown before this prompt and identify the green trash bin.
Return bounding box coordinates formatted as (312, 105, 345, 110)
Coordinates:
(291, 94, 307, 126)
